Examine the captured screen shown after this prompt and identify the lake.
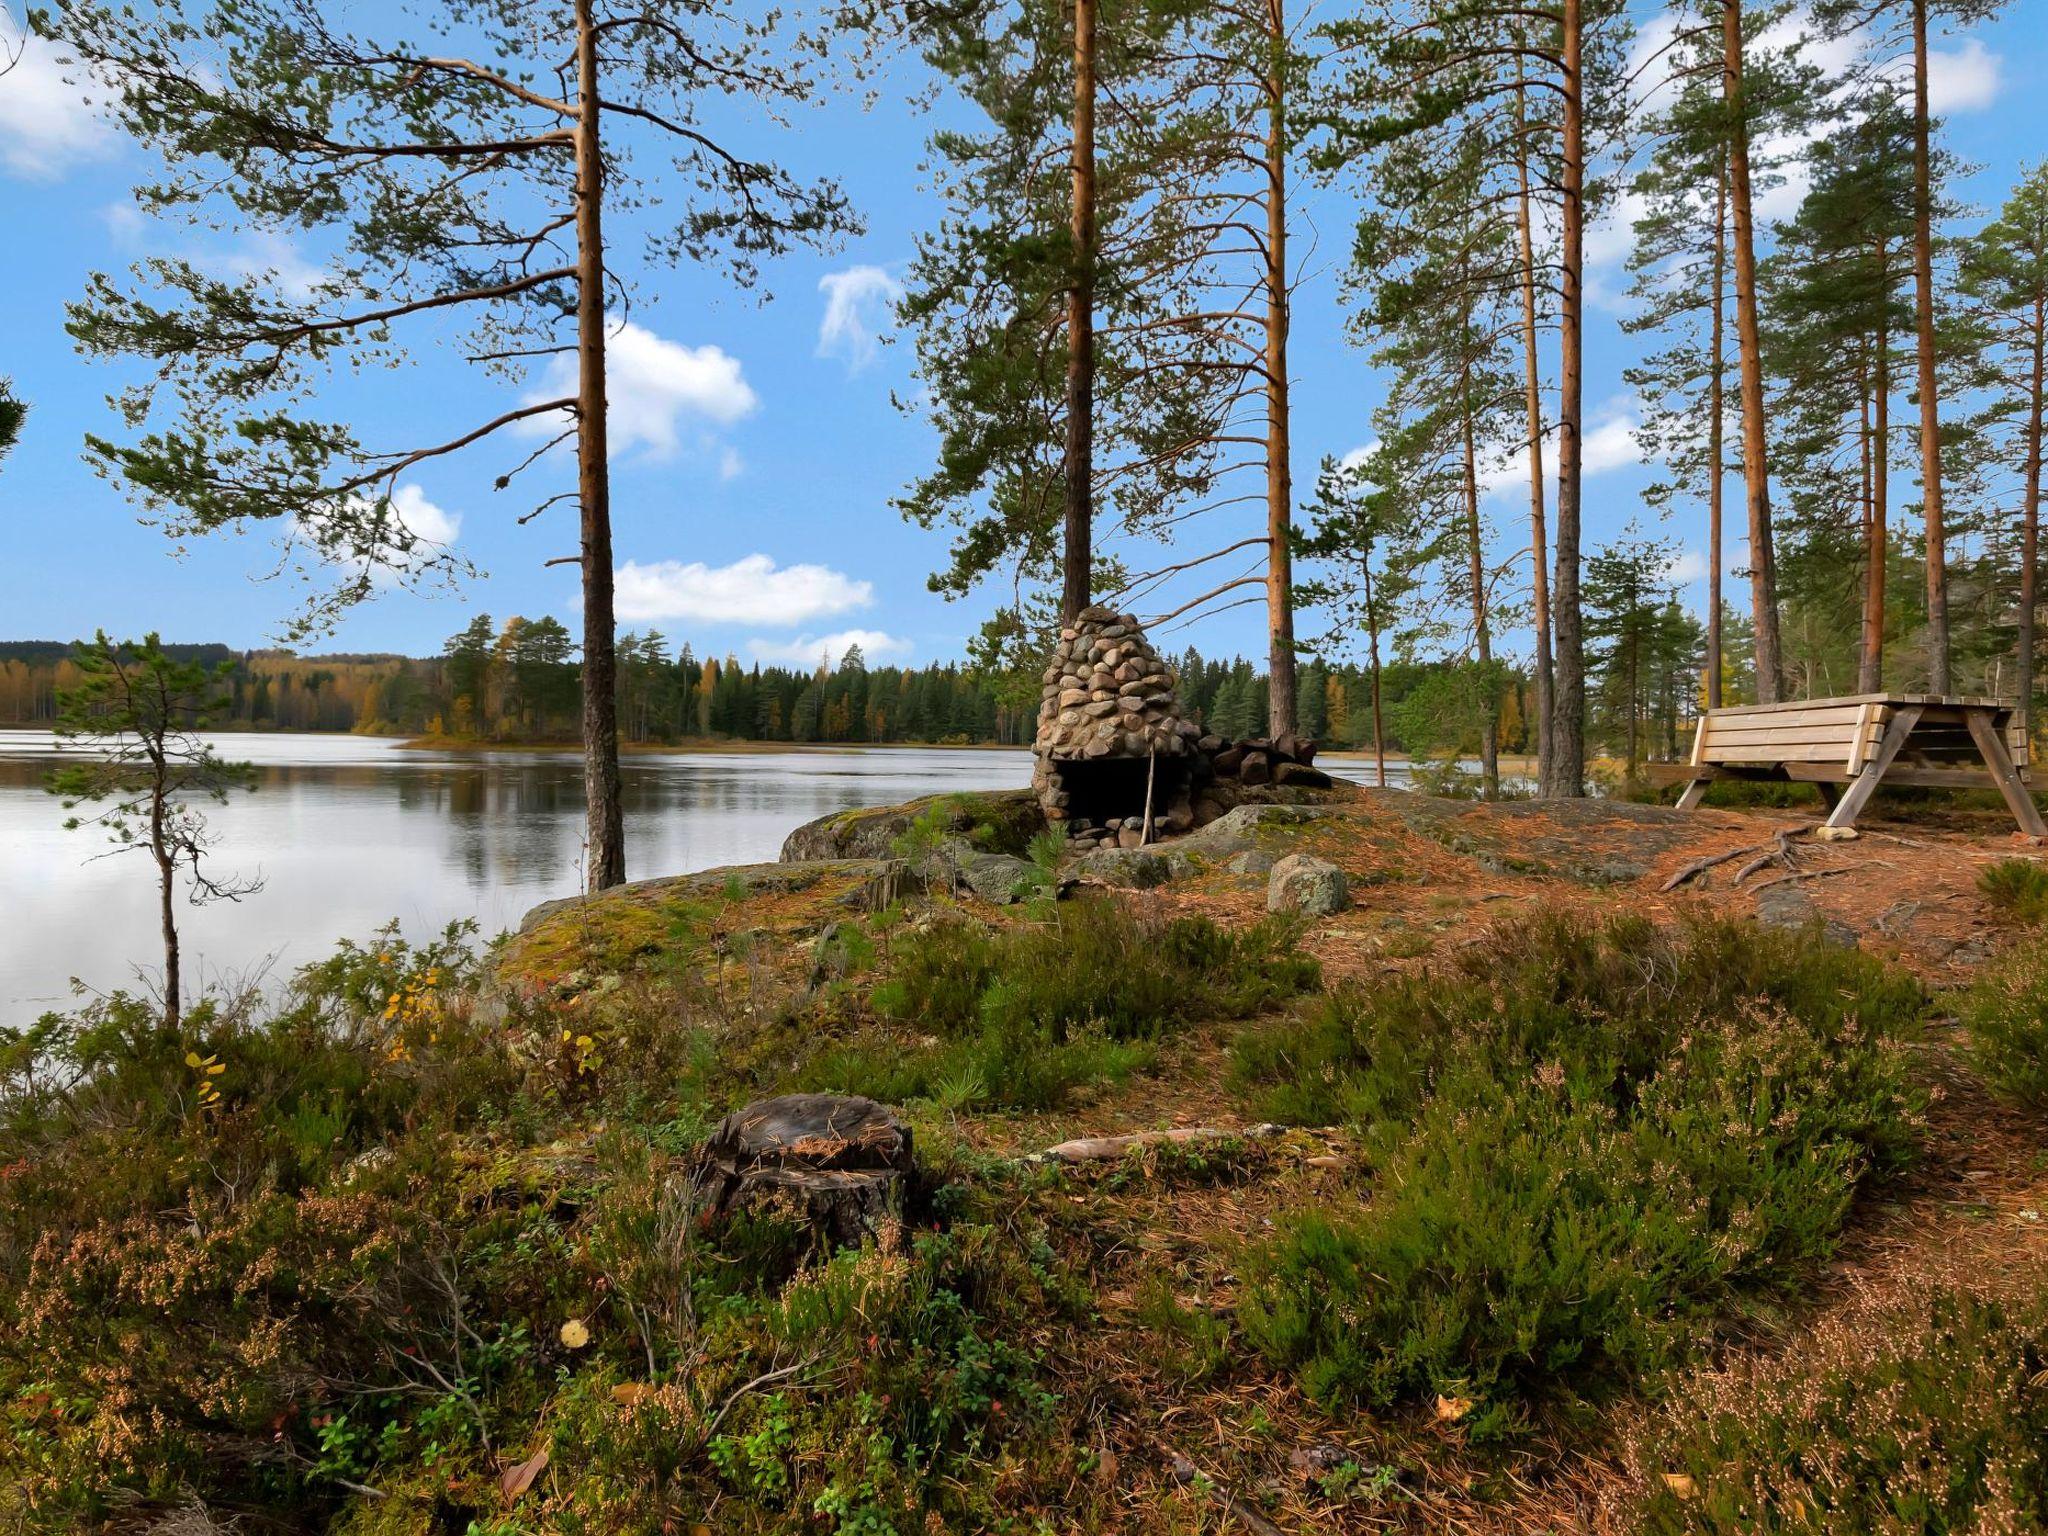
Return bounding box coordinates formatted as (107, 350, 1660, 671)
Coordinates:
(0, 729, 1435, 1025)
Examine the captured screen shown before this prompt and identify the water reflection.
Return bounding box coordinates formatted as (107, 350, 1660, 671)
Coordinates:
(0, 731, 1031, 1025)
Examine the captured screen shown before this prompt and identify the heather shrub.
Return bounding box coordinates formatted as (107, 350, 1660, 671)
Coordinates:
(814, 898, 1319, 1109)
(1631, 1286, 2048, 1533)
(0, 929, 1077, 1532)
(1979, 857, 2048, 925)
(1960, 940, 2048, 1110)
(1235, 913, 1926, 1437)
(874, 897, 1317, 1042)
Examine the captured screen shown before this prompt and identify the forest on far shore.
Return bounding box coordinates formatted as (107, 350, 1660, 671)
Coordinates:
(0, 622, 1638, 760)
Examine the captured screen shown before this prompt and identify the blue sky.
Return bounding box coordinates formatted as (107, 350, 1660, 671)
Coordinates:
(1, 0, 2041, 671)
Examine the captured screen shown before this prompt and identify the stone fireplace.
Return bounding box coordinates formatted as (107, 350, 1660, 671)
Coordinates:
(1032, 607, 1200, 847)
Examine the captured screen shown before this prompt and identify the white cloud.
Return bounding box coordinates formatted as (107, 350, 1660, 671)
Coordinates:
(1480, 405, 1642, 496)
(1338, 440, 1379, 472)
(522, 318, 758, 460)
(1664, 548, 1711, 585)
(290, 482, 461, 589)
(213, 230, 328, 301)
(1582, 412, 1642, 475)
(718, 446, 744, 481)
(1926, 36, 1999, 114)
(816, 265, 903, 371)
(614, 554, 873, 626)
(0, 8, 118, 178)
(746, 628, 913, 667)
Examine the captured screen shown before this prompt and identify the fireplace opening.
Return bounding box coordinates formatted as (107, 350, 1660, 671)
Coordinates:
(1049, 755, 1193, 834)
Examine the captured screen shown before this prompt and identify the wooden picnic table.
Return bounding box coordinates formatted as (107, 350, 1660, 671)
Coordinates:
(1664, 693, 2043, 836)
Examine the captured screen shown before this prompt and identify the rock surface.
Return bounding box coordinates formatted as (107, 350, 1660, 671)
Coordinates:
(1267, 852, 1351, 916)
(779, 789, 1042, 863)
(1073, 846, 1176, 889)
(1177, 804, 1333, 859)
(518, 859, 908, 934)
(1754, 882, 1859, 947)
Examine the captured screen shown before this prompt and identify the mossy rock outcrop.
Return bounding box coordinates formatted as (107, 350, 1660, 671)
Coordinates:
(779, 788, 1045, 862)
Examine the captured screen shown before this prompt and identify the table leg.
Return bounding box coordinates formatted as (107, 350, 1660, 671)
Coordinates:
(1966, 710, 2048, 838)
(1826, 705, 1924, 830)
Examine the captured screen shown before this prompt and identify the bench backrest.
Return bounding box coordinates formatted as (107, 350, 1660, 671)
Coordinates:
(1690, 697, 2029, 778)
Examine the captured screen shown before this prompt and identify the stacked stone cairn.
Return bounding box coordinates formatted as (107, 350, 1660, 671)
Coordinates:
(1033, 606, 1338, 848)
(1033, 607, 1199, 847)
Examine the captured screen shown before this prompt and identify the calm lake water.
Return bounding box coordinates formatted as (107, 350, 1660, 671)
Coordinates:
(0, 732, 1035, 1024)
(0, 729, 1448, 1025)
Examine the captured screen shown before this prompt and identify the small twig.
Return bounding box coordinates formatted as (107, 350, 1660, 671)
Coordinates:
(1662, 823, 1817, 891)
(1750, 860, 1896, 893)
(701, 1359, 816, 1445)
(1154, 1438, 1290, 1536)
(1024, 1123, 1291, 1166)
(1733, 827, 1813, 887)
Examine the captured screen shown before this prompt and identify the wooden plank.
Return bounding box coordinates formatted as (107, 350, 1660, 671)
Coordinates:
(1702, 692, 2013, 719)
(1712, 737, 1884, 761)
(1687, 717, 1708, 767)
(1700, 725, 1885, 748)
(1700, 725, 1886, 751)
(1847, 702, 1876, 774)
(1701, 704, 1891, 730)
(1781, 763, 1983, 789)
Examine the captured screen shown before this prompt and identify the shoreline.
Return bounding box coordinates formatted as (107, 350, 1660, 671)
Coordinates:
(393, 734, 1033, 756)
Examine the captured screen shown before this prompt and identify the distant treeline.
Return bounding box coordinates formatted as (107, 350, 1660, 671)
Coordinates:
(1, 621, 1577, 755)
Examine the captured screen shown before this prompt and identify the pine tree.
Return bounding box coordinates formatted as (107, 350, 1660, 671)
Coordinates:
(49, 0, 860, 890)
(1584, 528, 1688, 780)
(1344, 153, 1522, 796)
(1962, 163, 2048, 741)
(1627, 8, 1815, 706)
(47, 633, 259, 1031)
(1317, 0, 1631, 797)
(1297, 455, 1437, 787)
(1816, 0, 2012, 692)
(0, 378, 23, 470)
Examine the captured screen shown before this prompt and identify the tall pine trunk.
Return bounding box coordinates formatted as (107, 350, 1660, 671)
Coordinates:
(1264, 0, 1296, 735)
(1910, 0, 1951, 693)
(1513, 78, 1554, 779)
(1724, 0, 1781, 704)
(1708, 155, 1727, 708)
(1862, 289, 1892, 692)
(2023, 289, 2045, 742)
(574, 0, 624, 891)
(1460, 341, 1500, 798)
(1547, 0, 1587, 797)
(1366, 574, 1388, 789)
(1062, 0, 1097, 624)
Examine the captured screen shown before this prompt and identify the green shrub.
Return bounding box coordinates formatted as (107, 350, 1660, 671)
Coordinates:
(806, 899, 1318, 1111)
(1960, 941, 2048, 1110)
(1235, 913, 1927, 1436)
(1631, 1286, 2048, 1533)
(877, 897, 1317, 1044)
(1979, 857, 2048, 925)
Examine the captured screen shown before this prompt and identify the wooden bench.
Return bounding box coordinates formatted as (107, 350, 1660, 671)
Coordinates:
(1661, 694, 2043, 836)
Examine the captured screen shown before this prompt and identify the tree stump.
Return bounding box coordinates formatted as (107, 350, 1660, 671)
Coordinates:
(692, 1093, 915, 1253)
